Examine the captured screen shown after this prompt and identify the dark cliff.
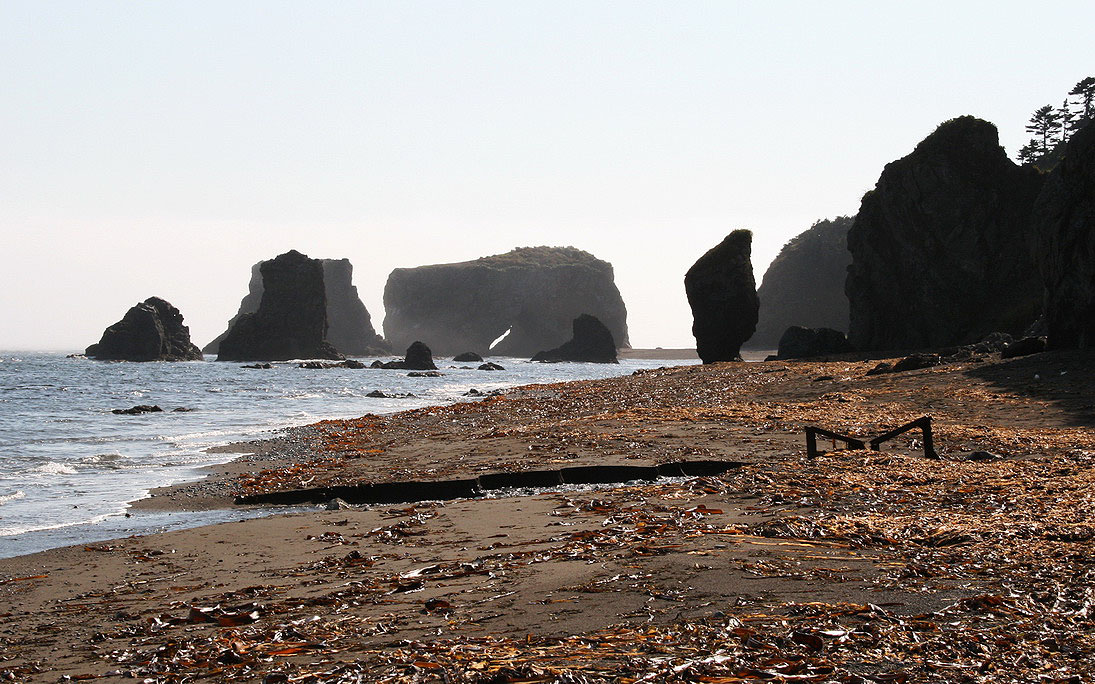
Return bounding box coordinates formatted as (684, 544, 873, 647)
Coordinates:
(86, 297, 203, 362)
(1035, 121, 1095, 348)
(206, 258, 386, 355)
(382, 247, 629, 357)
(749, 216, 853, 349)
(846, 116, 1045, 351)
(320, 259, 388, 355)
(216, 250, 342, 361)
(684, 230, 759, 363)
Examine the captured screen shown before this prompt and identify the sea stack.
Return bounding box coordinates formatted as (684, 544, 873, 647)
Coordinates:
(846, 116, 1045, 351)
(86, 297, 203, 362)
(216, 250, 343, 361)
(206, 257, 387, 355)
(531, 314, 618, 363)
(383, 246, 628, 357)
(1035, 121, 1095, 348)
(684, 230, 759, 363)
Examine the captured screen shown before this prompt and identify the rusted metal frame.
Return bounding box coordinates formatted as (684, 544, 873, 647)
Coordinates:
(869, 416, 937, 459)
(805, 426, 866, 458)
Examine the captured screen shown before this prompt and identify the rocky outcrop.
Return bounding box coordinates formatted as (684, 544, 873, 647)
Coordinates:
(383, 247, 628, 357)
(453, 352, 484, 362)
(321, 259, 388, 355)
(531, 314, 618, 363)
(684, 230, 759, 363)
(86, 297, 203, 362)
(846, 116, 1045, 351)
(776, 326, 853, 360)
(1034, 122, 1095, 348)
(216, 250, 342, 361)
(749, 217, 853, 349)
(206, 258, 386, 355)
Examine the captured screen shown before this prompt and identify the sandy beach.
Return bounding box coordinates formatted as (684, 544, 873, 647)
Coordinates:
(3, 349, 1095, 682)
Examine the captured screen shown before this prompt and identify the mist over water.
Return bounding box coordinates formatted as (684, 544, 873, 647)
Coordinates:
(0, 352, 696, 558)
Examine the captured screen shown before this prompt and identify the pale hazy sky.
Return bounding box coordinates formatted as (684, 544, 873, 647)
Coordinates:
(2, 1, 1091, 351)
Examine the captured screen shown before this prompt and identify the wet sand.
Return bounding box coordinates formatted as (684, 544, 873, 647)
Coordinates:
(3, 349, 1094, 682)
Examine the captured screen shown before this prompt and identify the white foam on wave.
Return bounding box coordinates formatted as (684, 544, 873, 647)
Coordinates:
(0, 490, 26, 505)
(0, 509, 116, 537)
(80, 452, 126, 464)
(33, 462, 78, 475)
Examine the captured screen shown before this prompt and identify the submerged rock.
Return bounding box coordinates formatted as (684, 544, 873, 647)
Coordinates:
(846, 117, 1045, 351)
(531, 314, 618, 363)
(112, 404, 163, 415)
(217, 251, 343, 362)
(383, 246, 628, 356)
(751, 217, 853, 349)
(685, 230, 759, 363)
(478, 362, 505, 371)
(86, 297, 203, 362)
(1034, 121, 1095, 348)
(298, 359, 367, 369)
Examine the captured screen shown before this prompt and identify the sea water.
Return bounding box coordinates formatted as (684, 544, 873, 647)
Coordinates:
(0, 352, 696, 558)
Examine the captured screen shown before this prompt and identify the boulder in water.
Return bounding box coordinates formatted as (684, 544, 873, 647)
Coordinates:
(531, 314, 618, 363)
(87, 297, 203, 362)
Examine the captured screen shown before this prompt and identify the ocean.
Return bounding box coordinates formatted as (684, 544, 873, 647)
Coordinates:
(0, 352, 697, 558)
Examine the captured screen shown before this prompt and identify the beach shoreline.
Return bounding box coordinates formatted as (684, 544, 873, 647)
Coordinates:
(3, 349, 1095, 681)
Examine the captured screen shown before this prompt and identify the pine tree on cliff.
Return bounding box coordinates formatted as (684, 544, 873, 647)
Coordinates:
(1026, 104, 1061, 157)
(1069, 76, 1095, 129)
(1056, 100, 1075, 143)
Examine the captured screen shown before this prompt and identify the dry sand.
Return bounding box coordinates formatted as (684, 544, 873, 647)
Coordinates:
(2, 349, 1094, 682)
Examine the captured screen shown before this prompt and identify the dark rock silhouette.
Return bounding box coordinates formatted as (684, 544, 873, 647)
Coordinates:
(112, 404, 163, 415)
(531, 314, 618, 363)
(453, 352, 484, 362)
(846, 116, 1045, 351)
(376, 341, 438, 370)
(776, 326, 853, 360)
(383, 246, 628, 357)
(684, 230, 759, 363)
(1001, 336, 1047, 358)
(206, 257, 386, 355)
(216, 250, 342, 362)
(750, 217, 853, 349)
(1034, 121, 1095, 348)
(86, 297, 203, 362)
(478, 362, 505, 371)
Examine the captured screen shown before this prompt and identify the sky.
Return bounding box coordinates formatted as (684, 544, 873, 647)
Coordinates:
(2, 1, 1092, 351)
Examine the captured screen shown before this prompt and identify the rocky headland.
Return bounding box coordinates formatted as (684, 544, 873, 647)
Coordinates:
(216, 250, 343, 362)
(382, 246, 628, 357)
(1035, 121, 1095, 348)
(846, 116, 1045, 351)
(749, 216, 853, 350)
(684, 230, 758, 363)
(85, 297, 203, 362)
